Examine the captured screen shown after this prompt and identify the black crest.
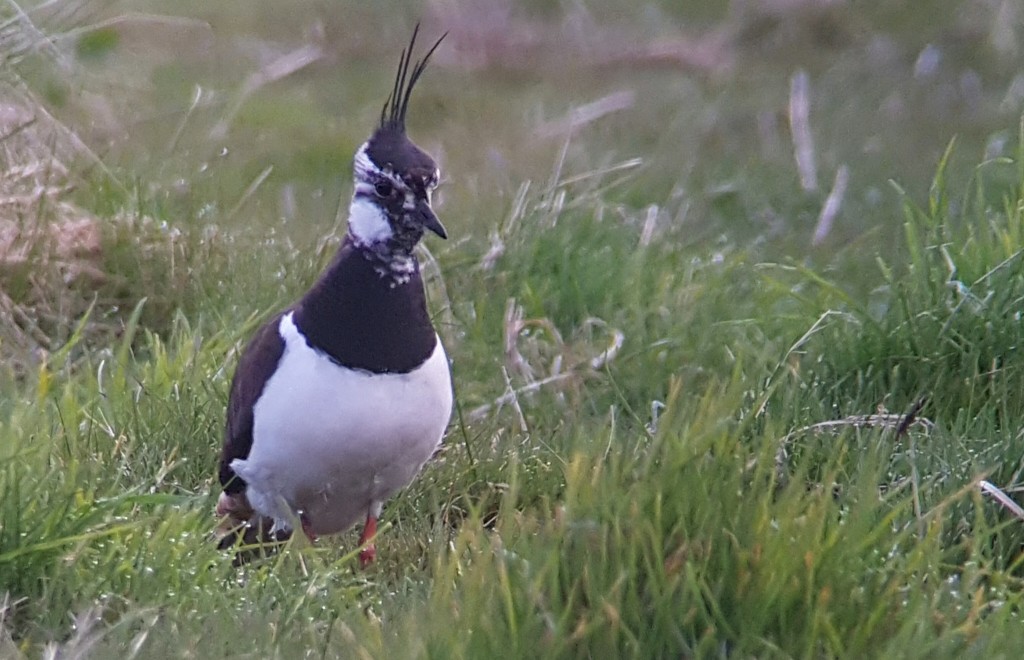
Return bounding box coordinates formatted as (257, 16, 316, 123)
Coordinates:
(380, 24, 446, 133)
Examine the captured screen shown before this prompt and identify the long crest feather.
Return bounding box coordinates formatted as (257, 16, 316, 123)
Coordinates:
(380, 24, 446, 132)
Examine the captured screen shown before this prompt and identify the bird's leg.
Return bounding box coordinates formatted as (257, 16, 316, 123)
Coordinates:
(358, 514, 378, 567)
(299, 512, 318, 542)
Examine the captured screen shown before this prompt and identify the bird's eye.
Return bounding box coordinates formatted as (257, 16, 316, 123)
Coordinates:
(374, 181, 393, 198)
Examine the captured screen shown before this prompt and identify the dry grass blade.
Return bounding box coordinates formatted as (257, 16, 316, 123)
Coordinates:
(777, 413, 936, 445)
(227, 165, 274, 220)
(0, 594, 25, 660)
(0, 0, 73, 70)
(479, 181, 532, 271)
(0, 83, 111, 370)
(211, 43, 324, 140)
(467, 372, 575, 422)
(980, 480, 1024, 521)
(503, 298, 549, 382)
(811, 164, 849, 246)
(639, 204, 659, 247)
(767, 411, 937, 478)
(582, 317, 624, 370)
(555, 158, 643, 189)
(428, 4, 732, 74)
(166, 84, 205, 154)
(54, 11, 213, 42)
(42, 605, 103, 660)
(472, 300, 625, 423)
(0, 287, 52, 353)
(537, 90, 635, 137)
(478, 230, 505, 271)
(789, 69, 817, 192)
(2, 79, 126, 192)
(500, 366, 528, 432)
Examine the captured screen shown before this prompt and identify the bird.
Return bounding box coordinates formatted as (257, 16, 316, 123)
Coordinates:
(215, 26, 453, 567)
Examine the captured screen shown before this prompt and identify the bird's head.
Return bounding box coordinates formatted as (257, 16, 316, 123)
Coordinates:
(348, 26, 446, 253)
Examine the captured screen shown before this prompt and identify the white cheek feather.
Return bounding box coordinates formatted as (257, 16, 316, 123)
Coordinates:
(354, 143, 401, 187)
(348, 196, 393, 245)
(354, 143, 374, 178)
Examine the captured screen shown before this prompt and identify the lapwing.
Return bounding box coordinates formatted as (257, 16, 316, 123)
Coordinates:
(216, 26, 453, 567)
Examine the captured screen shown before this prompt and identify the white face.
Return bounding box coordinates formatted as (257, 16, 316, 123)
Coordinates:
(348, 195, 392, 245)
(348, 144, 395, 245)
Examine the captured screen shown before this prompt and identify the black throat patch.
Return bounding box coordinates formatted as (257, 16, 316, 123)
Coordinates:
(292, 237, 438, 374)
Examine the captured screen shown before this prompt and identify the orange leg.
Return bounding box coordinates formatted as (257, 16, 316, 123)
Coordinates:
(358, 514, 378, 567)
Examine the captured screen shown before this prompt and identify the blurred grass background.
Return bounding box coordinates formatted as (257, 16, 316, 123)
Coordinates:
(2, 0, 1024, 657)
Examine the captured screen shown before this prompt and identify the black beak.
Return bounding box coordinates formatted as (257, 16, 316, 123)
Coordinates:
(416, 199, 447, 239)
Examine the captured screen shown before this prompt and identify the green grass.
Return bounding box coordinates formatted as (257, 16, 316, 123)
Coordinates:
(5, 140, 1024, 656)
(3, 1, 1024, 657)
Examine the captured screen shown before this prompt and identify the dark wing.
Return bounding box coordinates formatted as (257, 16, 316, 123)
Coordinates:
(219, 313, 286, 494)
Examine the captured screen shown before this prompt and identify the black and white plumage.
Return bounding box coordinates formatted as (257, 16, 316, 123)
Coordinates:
(216, 27, 452, 566)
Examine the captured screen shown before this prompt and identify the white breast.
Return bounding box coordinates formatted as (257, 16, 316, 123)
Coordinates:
(231, 312, 453, 535)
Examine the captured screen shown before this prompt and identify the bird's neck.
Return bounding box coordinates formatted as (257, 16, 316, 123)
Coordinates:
(292, 236, 437, 373)
(347, 230, 419, 287)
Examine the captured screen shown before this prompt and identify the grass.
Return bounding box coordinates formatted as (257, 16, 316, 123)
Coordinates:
(3, 1, 1024, 657)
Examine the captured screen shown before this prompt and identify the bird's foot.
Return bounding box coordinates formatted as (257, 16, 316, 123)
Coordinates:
(359, 544, 377, 567)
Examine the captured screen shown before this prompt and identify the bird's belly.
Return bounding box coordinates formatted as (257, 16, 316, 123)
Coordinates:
(233, 325, 452, 535)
